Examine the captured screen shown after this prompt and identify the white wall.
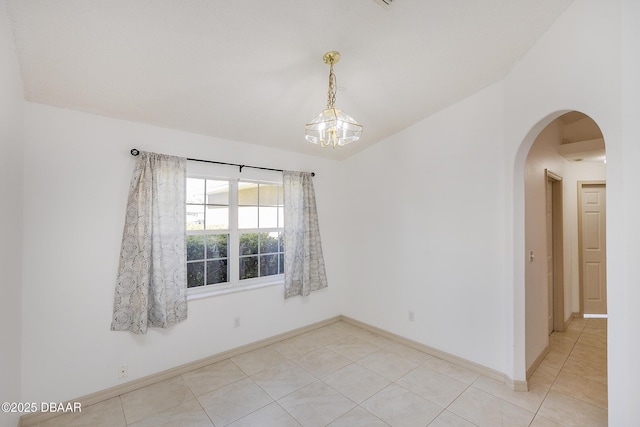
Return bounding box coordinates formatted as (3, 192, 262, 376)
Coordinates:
(0, 1, 23, 426)
(339, 4, 639, 426)
(340, 82, 508, 373)
(618, 0, 640, 422)
(20, 103, 344, 404)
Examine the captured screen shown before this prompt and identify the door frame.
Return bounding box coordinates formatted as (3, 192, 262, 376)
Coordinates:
(546, 169, 565, 332)
(577, 180, 607, 316)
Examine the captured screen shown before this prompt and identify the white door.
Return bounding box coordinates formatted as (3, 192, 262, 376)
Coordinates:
(581, 184, 607, 315)
(546, 179, 554, 334)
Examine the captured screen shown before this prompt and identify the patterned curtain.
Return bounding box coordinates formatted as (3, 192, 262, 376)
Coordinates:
(283, 171, 328, 298)
(111, 151, 188, 334)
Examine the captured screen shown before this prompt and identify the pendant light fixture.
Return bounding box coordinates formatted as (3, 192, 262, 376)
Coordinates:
(305, 51, 363, 148)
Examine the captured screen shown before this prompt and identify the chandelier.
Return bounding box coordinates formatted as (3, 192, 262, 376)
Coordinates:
(305, 51, 363, 148)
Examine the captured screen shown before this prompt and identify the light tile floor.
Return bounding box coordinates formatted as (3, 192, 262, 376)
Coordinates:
(36, 318, 607, 427)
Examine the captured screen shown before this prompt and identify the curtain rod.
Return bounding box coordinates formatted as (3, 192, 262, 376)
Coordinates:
(130, 149, 315, 177)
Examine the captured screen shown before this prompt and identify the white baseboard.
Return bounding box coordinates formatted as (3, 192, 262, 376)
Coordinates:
(20, 314, 527, 426)
(20, 316, 341, 427)
(583, 314, 608, 319)
(340, 316, 525, 392)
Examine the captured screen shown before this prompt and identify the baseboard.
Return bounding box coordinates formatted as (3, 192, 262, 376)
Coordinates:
(340, 316, 524, 392)
(526, 344, 550, 381)
(19, 316, 341, 427)
(21, 314, 526, 426)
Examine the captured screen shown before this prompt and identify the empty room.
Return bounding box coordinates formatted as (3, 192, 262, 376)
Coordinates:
(1, 0, 639, 426)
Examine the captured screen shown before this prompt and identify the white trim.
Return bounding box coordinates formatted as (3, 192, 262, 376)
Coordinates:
(20, 315, 528, 426)
(583, 314, 608, 319)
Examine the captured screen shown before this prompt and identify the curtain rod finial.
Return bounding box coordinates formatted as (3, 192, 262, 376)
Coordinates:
(131, 149, 140, 156)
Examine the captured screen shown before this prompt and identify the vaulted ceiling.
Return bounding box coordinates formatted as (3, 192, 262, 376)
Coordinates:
(7, 0, 574, 160)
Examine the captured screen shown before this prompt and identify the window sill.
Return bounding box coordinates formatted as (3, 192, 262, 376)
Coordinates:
(187, 278, 283, 301)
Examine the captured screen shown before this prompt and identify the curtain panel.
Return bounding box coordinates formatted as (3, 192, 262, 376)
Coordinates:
(283, 171, 328, 298)
(111, 151, 187, 334)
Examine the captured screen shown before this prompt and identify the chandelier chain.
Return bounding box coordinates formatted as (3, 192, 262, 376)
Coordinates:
(326, 63, 337, 109)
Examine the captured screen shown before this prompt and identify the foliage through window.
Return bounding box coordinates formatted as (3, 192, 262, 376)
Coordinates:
(186, 177, 284, 291)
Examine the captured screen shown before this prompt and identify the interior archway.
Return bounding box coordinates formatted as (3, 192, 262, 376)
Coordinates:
(514, 110, 608, 412)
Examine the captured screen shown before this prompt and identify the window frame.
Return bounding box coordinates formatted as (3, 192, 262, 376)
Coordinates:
(186, 164, 284, 299)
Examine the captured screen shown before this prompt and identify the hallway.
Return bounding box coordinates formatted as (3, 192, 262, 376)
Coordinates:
(530, 317, 608, 426)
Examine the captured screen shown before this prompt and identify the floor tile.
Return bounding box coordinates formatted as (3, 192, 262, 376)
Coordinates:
(562, 354, 607, 384)
(528, 362, 560, 388)
(428, 410, 478, 427)
(120, 376, 195, 424)
(39, 397, 126, 427)
(323, 363, 391, 404)
(447, 387, 535, 427)
(537, 390, 608, 427)
(231, 346, 288, 376)
(396, 365, 468, 407)
(551, 371, 608, 408)
(540, 350, 569, 370)
(278, 381, 356, 427)
(197, 377, 272, 426)
(182, 359, 247, 396)
(227, 402, 301, 427)
(529, 414, 564, 426)
(127, 398, 213, 427)
(471, 375, 548, 413)
(549, 334, 577, 353)
(270, 334, 326, 359)
(328, 406, 390, 427)
(250, 360, 316, 400)
(327, 334, 382, 361)
(570, 341, 607, 365)
(361, 383, 443, 427)
(356, 349, 418, 381)
(421, 357, 480, 385)
(294, 347, 352, 378)
(577, 331, 607, 349)
(383, 341, 433, 364)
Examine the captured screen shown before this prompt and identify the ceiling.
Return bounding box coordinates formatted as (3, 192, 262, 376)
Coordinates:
(6, 0, 574, 160)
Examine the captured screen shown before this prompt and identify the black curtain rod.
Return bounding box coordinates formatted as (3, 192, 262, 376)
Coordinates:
(130, 149, 315, 176)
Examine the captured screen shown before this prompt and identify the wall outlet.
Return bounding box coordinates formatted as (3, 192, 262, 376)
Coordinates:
(118, 365, 128, 379)
(408, 311, 415, 321)
(234, 317, 240, 328)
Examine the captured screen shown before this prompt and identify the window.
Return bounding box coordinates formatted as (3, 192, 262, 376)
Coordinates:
(186, 171, 284, 294)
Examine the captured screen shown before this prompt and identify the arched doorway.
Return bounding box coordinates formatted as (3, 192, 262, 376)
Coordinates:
(514, 111, 608, 423)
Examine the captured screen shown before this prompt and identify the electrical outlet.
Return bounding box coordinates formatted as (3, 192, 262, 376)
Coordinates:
(408, 311, 415, 321)
(118, 365, 128, 379)
(234, 317, 240, 328)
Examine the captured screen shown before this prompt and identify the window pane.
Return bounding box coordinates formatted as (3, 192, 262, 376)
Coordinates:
(240, 256, 258, 280)
(278, 231, 284, 252)
(277, 207, 284, 228)
(260, 232, 279, 254)
(187, 262, 204, 287)
(277, 186, 283, 205)
(259, 184, 280, 206)
(186, 178, 205, 204)
(186, 235, 204, 261)
(259, 207, 278, 228)
(260, 254, 279, 277)
(239, 233, 259, 255)
(186, 205, 204, 230)
(279, 254, 284, 274)
(238, 182, 258, 205)
(206, 260, 228, 285)
(206, 180, 229, 205)
(205, 206, 229, 230)
(206, 234, 228, 258)
(238, 206, 258, 229)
